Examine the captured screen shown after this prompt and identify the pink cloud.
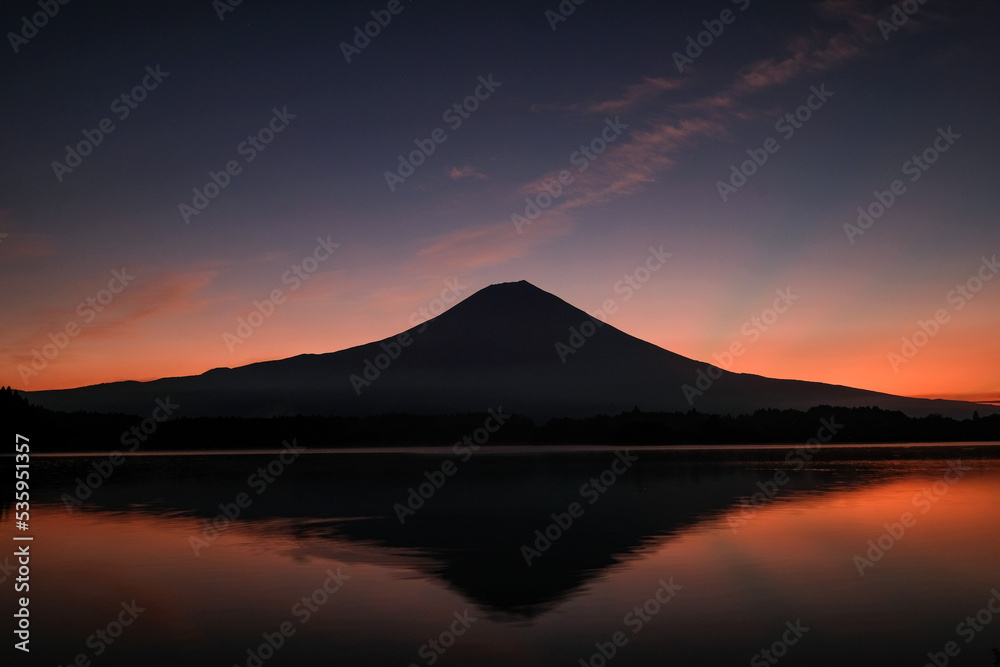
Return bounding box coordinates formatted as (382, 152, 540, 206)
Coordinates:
(410, 1, 884, 278)
(410, 209, 575, 273)
(531, 77, 683, 115)
(539, 0, 877, 211)
(586, 77, 683, 114)
(1, 268, 221, 366)
(447, 164, 488, 181)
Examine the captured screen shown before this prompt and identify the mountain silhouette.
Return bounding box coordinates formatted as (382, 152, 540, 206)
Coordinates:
(24, 280, 995, 419)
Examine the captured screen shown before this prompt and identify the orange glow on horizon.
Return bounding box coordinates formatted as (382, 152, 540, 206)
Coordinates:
(8, 311, 999, 408)
(4, 268, 997, 409)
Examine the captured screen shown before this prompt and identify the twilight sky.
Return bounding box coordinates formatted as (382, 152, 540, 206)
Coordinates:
(2, 0, 998, 405)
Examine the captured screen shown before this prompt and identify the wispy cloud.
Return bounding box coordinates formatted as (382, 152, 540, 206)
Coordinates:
(447, 164, 488, 181)
(586, 77, 683, 114)
(536, 0, 877, 209)
(532, 76, 684, 115)
(1, 268, 221, 366)
(410, 1, 885, 275)
(90, 268, 221, 333)
(563, 118, 728, 210)
(409, 209, 575, 273)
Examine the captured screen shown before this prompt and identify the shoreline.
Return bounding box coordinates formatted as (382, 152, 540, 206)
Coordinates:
(11, 440, 1000, 460)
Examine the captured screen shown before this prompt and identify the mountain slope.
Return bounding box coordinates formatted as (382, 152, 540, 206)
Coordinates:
(25, 280, 995, 420)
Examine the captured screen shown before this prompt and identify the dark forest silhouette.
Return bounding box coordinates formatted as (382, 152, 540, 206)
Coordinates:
(3, 386, 998, 453)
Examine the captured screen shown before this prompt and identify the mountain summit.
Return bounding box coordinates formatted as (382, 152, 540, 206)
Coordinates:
(26, 281, 994, 420)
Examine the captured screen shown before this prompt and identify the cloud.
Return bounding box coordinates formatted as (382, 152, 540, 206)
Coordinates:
(410, 1, 883, 276)
(447, 165, 488, 181)
(586, 77, 683, 114)
(0, 268, 221, 366)
(561, 117, 728, 211)
(409, 209, 575, 273)
(535, 0, 877, 210)
(89, 268, 221, 334)
(731, 33, 865, 98)
(532, 76, 683, 115)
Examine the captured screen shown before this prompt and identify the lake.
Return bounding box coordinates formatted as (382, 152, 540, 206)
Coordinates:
(4, 444, 1000, 666)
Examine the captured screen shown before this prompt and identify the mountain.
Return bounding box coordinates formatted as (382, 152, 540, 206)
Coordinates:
(24, 280, 996, 420)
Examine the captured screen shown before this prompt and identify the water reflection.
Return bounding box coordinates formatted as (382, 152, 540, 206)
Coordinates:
(3, 449, 1000, 666)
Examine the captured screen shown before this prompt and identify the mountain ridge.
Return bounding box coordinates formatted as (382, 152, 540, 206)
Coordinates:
(23, 280, 997, 420)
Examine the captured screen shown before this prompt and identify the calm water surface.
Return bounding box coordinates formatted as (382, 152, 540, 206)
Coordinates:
(4, 445, 1000, 666)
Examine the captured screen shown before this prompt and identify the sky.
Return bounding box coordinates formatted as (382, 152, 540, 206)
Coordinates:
(1, 0, 998, 405)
